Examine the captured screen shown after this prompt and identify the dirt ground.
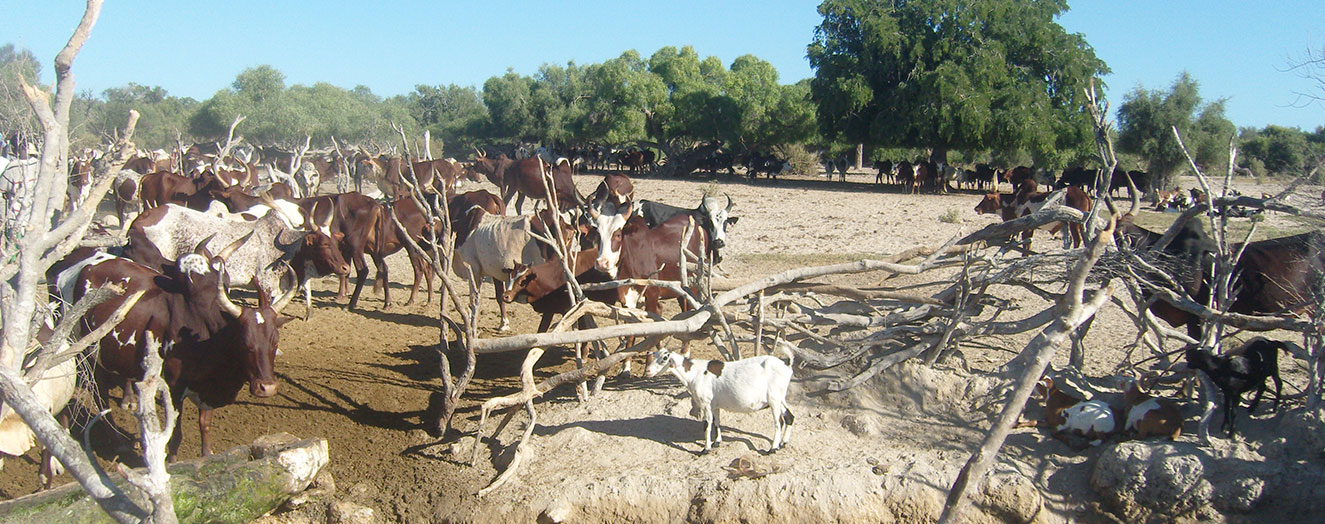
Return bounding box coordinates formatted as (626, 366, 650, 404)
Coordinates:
(2, 168, 1323, 522)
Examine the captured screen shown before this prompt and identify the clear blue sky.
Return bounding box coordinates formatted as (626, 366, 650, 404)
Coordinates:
(7, 1, 1323, 131)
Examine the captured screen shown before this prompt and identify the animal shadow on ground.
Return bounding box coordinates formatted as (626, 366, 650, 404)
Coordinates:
(270, 370, 423, 432)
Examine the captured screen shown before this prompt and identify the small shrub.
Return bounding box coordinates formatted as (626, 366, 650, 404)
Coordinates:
(939, 208, 961, 224)
(702, 181, 721, 198)
(772, 143, 820, 177)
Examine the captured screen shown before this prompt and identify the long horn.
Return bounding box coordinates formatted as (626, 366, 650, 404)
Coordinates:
(195, 233, 218, 257)
(726, 194, 733, 211)
(1126, 173, 1141, 216)
(217, 231, 253, 263)
(271, 260, 298, 312)
(214, 268, 245, 318)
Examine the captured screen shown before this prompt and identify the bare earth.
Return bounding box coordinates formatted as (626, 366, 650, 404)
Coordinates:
(3, 169, 1323, 523)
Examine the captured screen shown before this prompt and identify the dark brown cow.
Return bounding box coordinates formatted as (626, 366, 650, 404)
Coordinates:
(73, 237, 291, 458)
(469, 153, 583, 213)
(1126, 219, 1325, 340)
(449, 190, 506, 246)
(505, 247, 618, 333)
(139, 171, 205, 208)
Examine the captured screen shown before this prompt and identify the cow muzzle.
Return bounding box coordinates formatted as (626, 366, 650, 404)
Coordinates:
(712, 238, 725, 249)
(251, 380, 279, 398)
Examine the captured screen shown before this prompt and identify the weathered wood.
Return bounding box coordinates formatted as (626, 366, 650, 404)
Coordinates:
(0, 435, 328, 524)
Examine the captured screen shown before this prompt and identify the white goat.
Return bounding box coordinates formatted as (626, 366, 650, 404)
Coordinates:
(644, 348, 794, 453)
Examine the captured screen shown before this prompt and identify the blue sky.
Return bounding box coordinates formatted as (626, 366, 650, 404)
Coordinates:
(6, 1, 1322, 130)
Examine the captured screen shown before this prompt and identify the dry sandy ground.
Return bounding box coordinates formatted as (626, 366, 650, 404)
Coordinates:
(2, 168, 1322, 523)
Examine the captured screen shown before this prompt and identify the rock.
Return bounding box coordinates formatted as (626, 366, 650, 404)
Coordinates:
(974, 469, 1043, 524)
(1213, 476, 1264, 513)
(328, 500, 378, 524)
(1091, 441, 1213, 522)
(840, 413, 882, 437)
(538, 498, 573, 523)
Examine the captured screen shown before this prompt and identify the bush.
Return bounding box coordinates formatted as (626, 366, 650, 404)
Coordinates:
(772, 143, 821, 177)
(939, 208, 961, 224)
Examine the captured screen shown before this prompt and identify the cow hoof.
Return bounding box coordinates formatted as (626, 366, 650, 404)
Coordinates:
(498, 321, 511, 332)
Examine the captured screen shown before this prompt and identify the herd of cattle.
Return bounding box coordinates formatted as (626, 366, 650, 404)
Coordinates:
(1, 137, 1318, 489)
(7, 141, 743, 473)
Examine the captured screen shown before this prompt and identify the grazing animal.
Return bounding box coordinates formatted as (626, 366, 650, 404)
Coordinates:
(1184, 338, 1286, 438)
(588, 173, 634, 215)
(469, 152, 583, 213)
(972, 186, 1092, 249)
(0, 322, 77, 489)
(71, 236, 293, 458)
(1031, 377, 1116, 447)
(644, 347, 794, 453)
(122, 202, 319, 307)
(1122, 379, 1183, 440)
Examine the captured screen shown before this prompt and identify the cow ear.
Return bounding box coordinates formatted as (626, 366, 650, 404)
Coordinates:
(332, 232, 345, 241)
(275, 315, 294, 328)
(726, 216, 739, 226)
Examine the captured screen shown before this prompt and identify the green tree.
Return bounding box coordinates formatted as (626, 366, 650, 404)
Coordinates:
(806, 0, 1108, 166)
(0, 44, 42, 148)
(88, 83, 199, 149)
(1117, 72, 1235, 189)
(408, 84, 489, 155)
(1239, 125, 1318, 176)
(482, 70, 536, 142)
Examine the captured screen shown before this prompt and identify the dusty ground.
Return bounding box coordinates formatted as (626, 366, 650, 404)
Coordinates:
(2, 168, 1323, 522)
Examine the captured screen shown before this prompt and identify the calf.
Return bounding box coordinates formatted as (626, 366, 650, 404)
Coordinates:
(644, 347, 794, 453)
(1122, 379, 1183, 440)
(1184, 338, 1285, 438)
(1031, 377, 1116, 447)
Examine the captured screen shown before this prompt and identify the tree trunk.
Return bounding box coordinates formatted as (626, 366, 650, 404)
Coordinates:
(855, 143, 864, 171)
(0, 435, 328, 524)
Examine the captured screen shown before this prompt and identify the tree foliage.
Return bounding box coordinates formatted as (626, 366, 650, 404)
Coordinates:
(1238, 124, 1325, 178)
(0, 44, 41, 145)
(1117, 72, 1235, 189)
(807, 0, 1108, 165)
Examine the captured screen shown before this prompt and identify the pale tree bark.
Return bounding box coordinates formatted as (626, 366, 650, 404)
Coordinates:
(0, 1, 163, 521)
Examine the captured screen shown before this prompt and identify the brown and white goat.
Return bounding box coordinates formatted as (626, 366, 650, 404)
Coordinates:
(1122, 379, 1183, 440)
(1030, 377, 1117, 447)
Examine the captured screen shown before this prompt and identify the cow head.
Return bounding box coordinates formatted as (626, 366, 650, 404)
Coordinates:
(235, 281, 292, 398)
(587, 201, 633, 278)
(297, 200, 350, 276)
(698, 195, 737, 251)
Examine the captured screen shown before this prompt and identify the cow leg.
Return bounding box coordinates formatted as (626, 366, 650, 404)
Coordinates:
(198, 407, 214, 457)
(537, 312, 554, 334)
(494, 279, 510, 331)
(374, 253, 391, 311)
(347, 262, 371, 311)
(403, 254, 422, 306)
(39, 411, 69, 489)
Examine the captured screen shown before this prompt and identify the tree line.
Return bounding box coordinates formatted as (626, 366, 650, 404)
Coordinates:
(3, 0, 1322, 187)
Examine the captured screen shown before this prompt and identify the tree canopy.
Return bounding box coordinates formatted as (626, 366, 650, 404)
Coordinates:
(1117, 72, 1236, 189)
(807, 0, 1109, 165)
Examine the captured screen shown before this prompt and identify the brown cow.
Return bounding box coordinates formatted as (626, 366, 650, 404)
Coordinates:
(586, 205, 709, 373)
(469, 153, 583, 213)
(505, 247, 619, 333)
(72, 236, 292, 458)
(139, 171, 206, 208)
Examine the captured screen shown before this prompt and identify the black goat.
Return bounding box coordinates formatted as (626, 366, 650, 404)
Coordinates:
(1184, 338, 1285, 438)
